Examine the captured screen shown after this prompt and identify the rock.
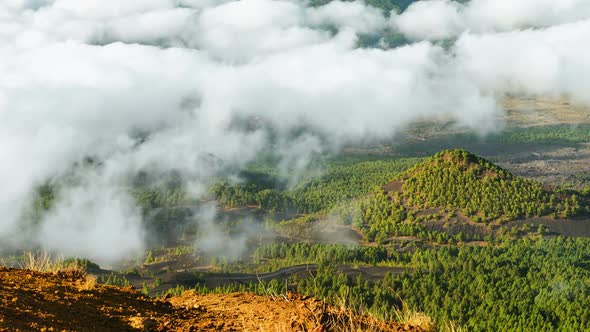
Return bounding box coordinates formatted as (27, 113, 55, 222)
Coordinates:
(192, 304, 206, 312)
(128, 317, 157, 332)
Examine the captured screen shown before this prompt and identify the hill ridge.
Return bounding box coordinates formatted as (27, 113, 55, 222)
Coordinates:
(397, 149, 510, 182)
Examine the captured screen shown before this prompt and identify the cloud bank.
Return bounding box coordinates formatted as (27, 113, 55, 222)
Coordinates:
(0, 0, 588, 262)
(392, 0, 590, 40)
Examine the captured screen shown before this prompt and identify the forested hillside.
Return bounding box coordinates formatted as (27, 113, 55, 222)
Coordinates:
(396, 149, 584, 222)
(325, 149, 589, 244)
(212, 157, 422, 213)
(231, 237, 590, 331)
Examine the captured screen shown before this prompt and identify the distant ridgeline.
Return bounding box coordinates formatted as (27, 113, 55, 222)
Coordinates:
(334, 149, 588, 243)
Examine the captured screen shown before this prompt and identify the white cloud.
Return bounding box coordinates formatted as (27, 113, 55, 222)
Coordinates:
(455, 20, 590, 104)
(195, 0, 324, 62)
(392, 0, 590, 40)
(392, 0, 464, 40)
(306, 0, 388, 34)
(38, 182, 145, 264)
(464, 0, 590, 32)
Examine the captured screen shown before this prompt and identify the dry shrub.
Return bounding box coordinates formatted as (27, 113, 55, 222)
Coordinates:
(304, 293, 417, 332)
(78, 274, 97, 291)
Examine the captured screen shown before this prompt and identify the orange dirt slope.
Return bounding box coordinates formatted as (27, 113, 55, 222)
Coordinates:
(0, 267, 422, 332)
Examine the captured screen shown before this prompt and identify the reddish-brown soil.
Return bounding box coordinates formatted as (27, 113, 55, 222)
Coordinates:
(0, 267, 422, 332)
(382, 180, 404, 193)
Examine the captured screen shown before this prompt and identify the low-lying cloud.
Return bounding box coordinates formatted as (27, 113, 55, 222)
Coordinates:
(393, 0, 590, 40)
(1, 0, 588, 262)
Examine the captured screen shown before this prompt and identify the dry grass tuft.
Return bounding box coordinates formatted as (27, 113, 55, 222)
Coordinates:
(21, 251, 98, 291)
(303, 292, 413, 332)
(393, 302, 435, 332)
(20, 251, 85, 274)
(20, 251, 56, 272)
(78, 274, 97, 291)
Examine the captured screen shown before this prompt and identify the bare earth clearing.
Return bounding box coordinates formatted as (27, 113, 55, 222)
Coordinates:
(471, 97, 590, 186)
(502, 96, 590, 126)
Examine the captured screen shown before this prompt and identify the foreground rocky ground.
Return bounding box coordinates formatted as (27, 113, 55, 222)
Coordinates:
(0, 267, 422, 332)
